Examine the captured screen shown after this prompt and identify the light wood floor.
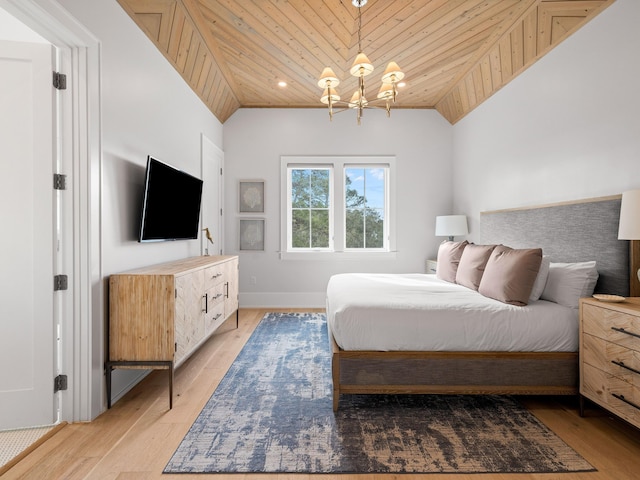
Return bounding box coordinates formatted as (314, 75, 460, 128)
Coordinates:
(4, 308, 640, 480)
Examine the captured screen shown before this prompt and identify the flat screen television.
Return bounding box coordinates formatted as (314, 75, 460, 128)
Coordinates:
(138, 156, 203, 242)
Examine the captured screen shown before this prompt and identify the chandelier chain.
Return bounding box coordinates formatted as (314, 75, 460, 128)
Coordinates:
(357, 5, 362, 53)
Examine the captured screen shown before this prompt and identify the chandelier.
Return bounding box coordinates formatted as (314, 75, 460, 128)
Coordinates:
(317, 0, 405, 124)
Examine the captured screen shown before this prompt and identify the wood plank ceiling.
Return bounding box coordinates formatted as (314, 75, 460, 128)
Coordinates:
(116, 0, 615, 124)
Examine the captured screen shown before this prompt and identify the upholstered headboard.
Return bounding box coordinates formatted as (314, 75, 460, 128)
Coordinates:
(480, 195, 629, 297)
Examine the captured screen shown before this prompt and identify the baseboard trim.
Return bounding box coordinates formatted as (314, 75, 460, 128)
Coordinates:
(239, 292, 326, 308)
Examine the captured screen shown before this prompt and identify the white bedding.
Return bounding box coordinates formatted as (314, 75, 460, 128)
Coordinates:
(325, 273, 578, 352)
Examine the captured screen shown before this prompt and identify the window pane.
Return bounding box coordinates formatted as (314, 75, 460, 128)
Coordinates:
(365, 208, 384, 248)
(311, 210, 329, 248)
(365, 168, 385, 209)
(345, 169, 365, 208)
(291, 169, 310, 208)
(292, 210, 310, 248)
(345, 208, 364, 248)
(310, 170, 330, 208)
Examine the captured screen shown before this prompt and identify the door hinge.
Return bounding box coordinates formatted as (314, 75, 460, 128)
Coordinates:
(53, 173, 67, 190)
(54, 374, 68, 392)
(220, 167, 223, 175)
(52, 71, 67, 90)
(54, 274, 68, 291)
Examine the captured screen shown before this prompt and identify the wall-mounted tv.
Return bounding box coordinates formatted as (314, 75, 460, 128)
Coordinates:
(139, 156, 203, 242)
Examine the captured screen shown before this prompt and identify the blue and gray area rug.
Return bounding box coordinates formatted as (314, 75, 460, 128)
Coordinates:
(164, 312, 594, 474)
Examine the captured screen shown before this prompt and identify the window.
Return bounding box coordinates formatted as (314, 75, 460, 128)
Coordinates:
(345, 167, 387, 249)
(289, 168, 332, 250)
(281, 156, 395, 259)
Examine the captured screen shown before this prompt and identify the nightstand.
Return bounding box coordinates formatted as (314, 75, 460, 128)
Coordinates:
(425, 259, 437, 274)
(579, 297, 640, 429)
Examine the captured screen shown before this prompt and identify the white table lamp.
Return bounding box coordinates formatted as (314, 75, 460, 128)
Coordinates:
(435, 215, 468, 241)
(618, 190, 640, 284)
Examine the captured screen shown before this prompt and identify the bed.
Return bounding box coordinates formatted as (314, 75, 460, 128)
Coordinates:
(327, 195, 635, 411)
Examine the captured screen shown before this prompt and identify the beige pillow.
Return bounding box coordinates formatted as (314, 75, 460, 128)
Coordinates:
(455, 244, 496, 290)
(435, 240, 468, 283)
(478, 245, 543, 306)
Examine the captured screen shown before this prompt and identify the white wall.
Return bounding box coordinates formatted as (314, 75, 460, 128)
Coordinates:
(452, 0, 640, 241)
(224, 108, 452, 307)
(56, 0, 224, 410)
(58, 0, 223, 274)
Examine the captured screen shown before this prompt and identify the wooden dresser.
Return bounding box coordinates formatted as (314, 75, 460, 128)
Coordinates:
(579, 297, 640, 428)
(106, 255, 239, 408)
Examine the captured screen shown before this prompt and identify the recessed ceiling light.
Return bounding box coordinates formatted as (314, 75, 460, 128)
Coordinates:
(278, 81, 287, 88)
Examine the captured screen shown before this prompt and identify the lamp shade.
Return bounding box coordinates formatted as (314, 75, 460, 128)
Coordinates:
(435, 215, 468, 238)
(320, 87, 340, 105)
(318, 67, 340, 88)
(349, 90, 368, 108)
(377, 83, 394, 100)
(350, 52, 374, 77)
(618, 190, 640, 240)
(381, 61, 405, 84)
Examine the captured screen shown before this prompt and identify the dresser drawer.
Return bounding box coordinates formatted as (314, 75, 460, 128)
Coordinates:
(582, 363, 640, 427)
(583, 333, 640, 385)
(205, 301, 225, 335)
(582, 303, 640, 352)
(205, 264, 225, 290)
(207, 283, 225, 307)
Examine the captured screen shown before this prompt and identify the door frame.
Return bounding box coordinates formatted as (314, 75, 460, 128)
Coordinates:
(0, 0, 102, 422)
(201, 133, 224, 256)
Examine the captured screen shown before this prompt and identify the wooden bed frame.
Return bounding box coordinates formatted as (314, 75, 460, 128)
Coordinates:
(330, 195, 637, 411)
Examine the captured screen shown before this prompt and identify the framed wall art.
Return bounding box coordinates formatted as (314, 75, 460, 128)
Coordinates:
(239, 180, 265, 213)
(239, 218, 265, 251)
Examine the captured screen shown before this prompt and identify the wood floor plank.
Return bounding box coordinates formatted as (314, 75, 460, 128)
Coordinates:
(4, 308, 640, 479)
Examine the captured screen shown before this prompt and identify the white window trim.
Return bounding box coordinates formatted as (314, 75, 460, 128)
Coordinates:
(280, 156, 397, 260)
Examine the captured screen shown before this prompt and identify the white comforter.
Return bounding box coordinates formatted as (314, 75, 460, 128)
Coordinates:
(325, 273, 578, 352)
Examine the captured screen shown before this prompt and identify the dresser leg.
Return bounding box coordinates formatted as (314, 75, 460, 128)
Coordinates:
(579, 394, 585, 417)
(169, 362, 174, 410)
(105, 363, 113, 409)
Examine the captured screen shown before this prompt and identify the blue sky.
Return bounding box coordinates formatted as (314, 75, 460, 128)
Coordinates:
(345, 167, 385, 208)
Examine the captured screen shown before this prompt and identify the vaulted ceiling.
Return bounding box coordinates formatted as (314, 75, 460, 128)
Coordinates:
(116, 0, 614, 124)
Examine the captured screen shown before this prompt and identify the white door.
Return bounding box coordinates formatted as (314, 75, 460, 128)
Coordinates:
(201, 134, 224, 256)
(0, 40, 56, 429)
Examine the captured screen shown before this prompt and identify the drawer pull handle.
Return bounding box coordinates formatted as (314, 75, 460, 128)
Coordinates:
(212, 293, 223, 300)
(611, 326, 640, 340)
(612, 393, 640, 411)
(612, 360, 640, 376)
(211, 273, 222, 279)
(213, 313, 222, 320)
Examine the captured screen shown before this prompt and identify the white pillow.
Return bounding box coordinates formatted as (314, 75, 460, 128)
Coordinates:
(540, 261, 598, 308)
(529, 256, 550, 302)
